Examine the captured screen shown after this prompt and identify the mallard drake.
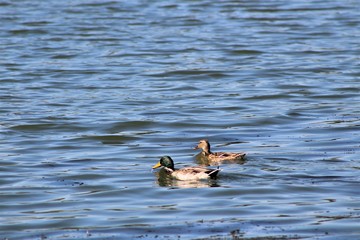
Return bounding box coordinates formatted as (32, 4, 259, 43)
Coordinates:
(152, 156, 220, 181)
(194, 139, 246, 163)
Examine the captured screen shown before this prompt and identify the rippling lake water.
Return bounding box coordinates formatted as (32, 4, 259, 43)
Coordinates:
(1, 0, 360, 239)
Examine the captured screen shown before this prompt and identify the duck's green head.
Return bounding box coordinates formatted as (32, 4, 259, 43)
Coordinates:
(152, 156, 175, 170)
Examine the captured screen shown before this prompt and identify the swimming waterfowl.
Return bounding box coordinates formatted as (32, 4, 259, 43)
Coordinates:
(152, 156, 220, 181)
(194, 139, 246, 163)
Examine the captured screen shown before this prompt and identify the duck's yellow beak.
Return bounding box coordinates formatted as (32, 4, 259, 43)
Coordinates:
(152, 161, 162, 169)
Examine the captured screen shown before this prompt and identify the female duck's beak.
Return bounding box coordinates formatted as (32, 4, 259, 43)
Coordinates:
(193, 144, 199, 150)
(152, 161, 162, 169)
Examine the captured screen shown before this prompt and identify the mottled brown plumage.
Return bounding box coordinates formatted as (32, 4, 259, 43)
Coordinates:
(194, 139, 246, 163)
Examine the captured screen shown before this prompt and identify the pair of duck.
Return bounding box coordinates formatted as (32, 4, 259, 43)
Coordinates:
(152, 139, 246, 181)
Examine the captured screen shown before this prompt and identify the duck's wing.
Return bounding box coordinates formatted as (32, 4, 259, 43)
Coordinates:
(214, 152, 246, 160)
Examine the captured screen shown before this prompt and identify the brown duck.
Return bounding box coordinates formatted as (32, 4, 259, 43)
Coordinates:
(194, 139, 246, 163)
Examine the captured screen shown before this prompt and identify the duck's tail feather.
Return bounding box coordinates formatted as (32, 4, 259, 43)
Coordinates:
(208, 166, 221, 179)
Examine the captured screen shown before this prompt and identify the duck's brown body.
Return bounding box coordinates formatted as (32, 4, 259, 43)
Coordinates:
(194, 139, 246, 163)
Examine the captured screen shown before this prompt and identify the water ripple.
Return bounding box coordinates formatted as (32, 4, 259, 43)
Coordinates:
(1, 0, 359, 239)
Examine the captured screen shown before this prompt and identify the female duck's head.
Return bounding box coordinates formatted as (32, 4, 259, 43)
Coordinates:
(194, 139, 212, 155)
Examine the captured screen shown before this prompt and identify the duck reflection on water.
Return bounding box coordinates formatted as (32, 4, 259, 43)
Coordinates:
(154, 168, 221, 188)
